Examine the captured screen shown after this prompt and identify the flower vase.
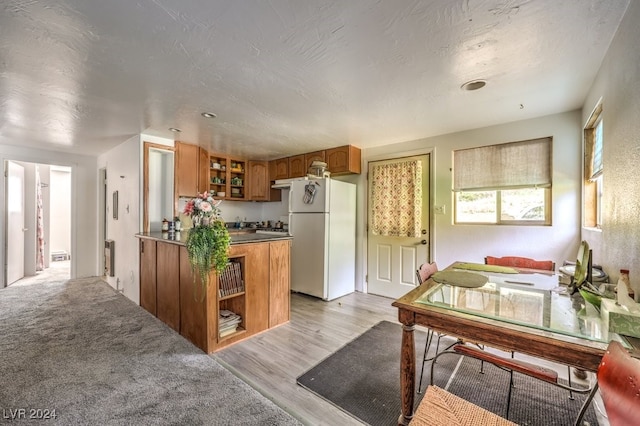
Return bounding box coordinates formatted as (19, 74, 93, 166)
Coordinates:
(202, 217, 210, 226)
(192, 215, 201, 227)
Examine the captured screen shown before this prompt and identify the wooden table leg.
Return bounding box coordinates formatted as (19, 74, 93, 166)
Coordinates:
(398, 311, 416, 425)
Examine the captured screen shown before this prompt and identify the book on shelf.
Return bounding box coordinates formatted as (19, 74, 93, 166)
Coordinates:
(218, 261, 244, 297)
(219, 309, 242, 333)
(219, 327, 238, 338)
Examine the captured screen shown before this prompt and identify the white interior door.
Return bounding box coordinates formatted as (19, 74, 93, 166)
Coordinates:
(7, 161, 25, 286)
(367, 154, 430, 299)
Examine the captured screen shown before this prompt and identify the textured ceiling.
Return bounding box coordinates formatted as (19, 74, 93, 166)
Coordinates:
(0, 0, 630, 158)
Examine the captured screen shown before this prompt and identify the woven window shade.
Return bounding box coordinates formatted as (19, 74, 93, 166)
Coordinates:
(591, 120, 603, 179)
(454, 137, 552, 191)
(585, 104, 603, 181)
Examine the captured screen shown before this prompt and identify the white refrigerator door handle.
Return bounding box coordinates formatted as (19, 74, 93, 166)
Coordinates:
(288, 214, 293, 236)
(288, 187, 293, 213)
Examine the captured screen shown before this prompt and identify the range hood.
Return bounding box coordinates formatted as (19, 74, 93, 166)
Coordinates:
(271, 177, 309, 189)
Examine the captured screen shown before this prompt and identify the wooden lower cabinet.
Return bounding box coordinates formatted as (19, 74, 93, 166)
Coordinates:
(140, 239, 157, 316)
(234, 243, 270, 335)
(179, 245, 218, 352)
(269, 240, 291, 327)
(138, 236, 291, 353)
(156, 242, 180, 331)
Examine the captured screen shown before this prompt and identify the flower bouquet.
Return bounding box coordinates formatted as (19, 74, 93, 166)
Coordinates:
(183, 192, 230, 300)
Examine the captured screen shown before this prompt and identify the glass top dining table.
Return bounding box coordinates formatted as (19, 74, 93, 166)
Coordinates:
(413, 264, 628, 347)
(391, 262, 631, 426)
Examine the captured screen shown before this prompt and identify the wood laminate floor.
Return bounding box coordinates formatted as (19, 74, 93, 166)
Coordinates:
(213, 291, 606, 426)
(214, 291, 397, 425)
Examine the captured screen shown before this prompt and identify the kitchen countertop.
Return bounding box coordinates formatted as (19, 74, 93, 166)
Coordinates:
(136, 231, 292, 245)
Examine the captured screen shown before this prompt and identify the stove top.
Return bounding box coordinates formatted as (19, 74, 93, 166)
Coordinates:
(255, 228, 290, 235)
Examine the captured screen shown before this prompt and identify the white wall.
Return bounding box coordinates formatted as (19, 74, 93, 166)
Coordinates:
(98, 135, 141, 302)
(0, 145, 99, 282)
(50, 168, 71, 257)
(582, 0, 640, 297)
(148, 149, 175, 231)
(357, 110, 582, 292)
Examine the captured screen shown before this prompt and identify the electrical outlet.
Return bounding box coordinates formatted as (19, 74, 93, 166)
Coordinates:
(434, 205, 446, 215)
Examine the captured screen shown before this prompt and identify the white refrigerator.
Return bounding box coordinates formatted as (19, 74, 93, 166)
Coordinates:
(288, 178, 356, 301)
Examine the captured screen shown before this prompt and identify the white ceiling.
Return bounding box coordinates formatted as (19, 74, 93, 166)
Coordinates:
(0, 0, 630, 159)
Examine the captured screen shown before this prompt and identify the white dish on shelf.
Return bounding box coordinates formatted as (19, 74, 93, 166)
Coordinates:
(217, 192, 226, 197)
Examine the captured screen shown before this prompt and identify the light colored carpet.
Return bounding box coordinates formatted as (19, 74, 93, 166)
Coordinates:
(0, 277, 301, 425)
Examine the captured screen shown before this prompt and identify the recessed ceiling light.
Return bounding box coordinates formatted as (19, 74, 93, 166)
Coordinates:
(201, 112, 217, 118)
(461, 80, 487, 91)
(169, 127, 182, 132)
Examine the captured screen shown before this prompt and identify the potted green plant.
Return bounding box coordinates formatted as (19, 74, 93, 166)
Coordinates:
(183, 192, 230, 300)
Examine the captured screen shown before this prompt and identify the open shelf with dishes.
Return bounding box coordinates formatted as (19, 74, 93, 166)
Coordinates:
(208, 154, 246, 200)
(209, 154, 227, 198)
(228, 158, 246, 200)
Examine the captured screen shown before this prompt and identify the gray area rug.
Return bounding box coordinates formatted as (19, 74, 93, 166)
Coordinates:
(297, 320, 597, 426)
(0, 277, 301, 426)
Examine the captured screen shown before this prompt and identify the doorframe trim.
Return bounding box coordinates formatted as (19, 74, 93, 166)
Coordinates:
(364, 147, 435, 294)
(1, 154, 76, 287)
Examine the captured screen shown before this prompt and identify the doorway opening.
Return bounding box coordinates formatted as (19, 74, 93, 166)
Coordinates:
(4, 161, 72, 287)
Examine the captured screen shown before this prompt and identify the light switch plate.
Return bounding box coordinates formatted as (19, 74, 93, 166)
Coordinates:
(434, 205, 446, 215)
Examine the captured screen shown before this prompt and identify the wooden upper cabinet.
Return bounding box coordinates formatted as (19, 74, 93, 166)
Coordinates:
(326, 145, 361, 175)
(271, 158, 289, 180)
(305, 150, 326, 172)
(250, 161, 281, 202)
(198, 147, 209, 194)
(288, 154, 306, 178)
(175, 141, 199, 197)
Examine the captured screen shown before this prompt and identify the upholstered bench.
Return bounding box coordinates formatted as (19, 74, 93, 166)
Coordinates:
(410, 385, 516, 426)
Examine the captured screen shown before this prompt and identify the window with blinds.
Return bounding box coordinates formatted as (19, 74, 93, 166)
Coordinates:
(453, 137, 552, 225)
(584, 103, 603, 229)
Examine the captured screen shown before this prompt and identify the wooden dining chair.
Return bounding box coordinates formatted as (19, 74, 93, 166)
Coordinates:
(415, 262, 445, 394)
(485, 255, 555, 271)
(429, 343, 596, 421)
(416, 262, 438, 284)
(574, 340, 640, 426)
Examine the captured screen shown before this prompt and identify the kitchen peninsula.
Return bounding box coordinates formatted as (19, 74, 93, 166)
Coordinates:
(136, 232, 291, 353)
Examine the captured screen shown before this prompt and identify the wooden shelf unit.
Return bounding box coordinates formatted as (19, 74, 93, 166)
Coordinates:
(208, 154, 247, 200)
(138, 236, 291, 353)
(209, 154, 227, 197)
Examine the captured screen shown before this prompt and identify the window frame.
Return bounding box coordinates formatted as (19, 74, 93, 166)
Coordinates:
(453, 137, 552, 226)
(583, 104, 603, 230)
(453, 188, 551, 225)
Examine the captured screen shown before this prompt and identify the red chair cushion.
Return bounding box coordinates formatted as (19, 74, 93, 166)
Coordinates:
(485, 256, 554, 271)
(597, 341, 640, 426)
